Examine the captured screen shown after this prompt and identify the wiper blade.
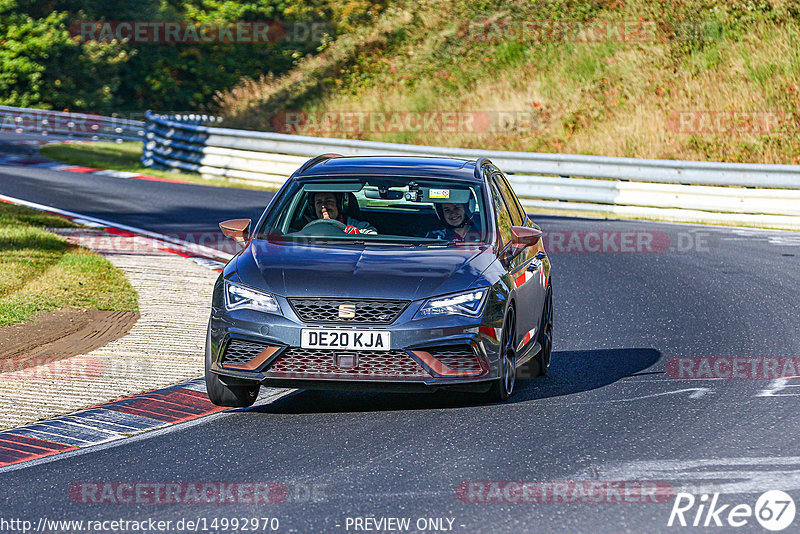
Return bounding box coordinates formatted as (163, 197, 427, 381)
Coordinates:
(446, 240, 482, 246)
(312, 239, 365, 245)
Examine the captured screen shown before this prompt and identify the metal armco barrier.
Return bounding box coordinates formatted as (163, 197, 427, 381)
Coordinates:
(0, 105, 146, 142)
(138, 110, 800, 229)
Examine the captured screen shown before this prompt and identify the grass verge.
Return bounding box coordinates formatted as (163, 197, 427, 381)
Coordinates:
(39, 142, 277, 191)
(0, 203, 138, 326)
(215, 0, 800, 164)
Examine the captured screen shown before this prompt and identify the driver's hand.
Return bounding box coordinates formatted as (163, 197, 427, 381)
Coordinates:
(321, 206, 331, 219)
(344, 225, 363, 235)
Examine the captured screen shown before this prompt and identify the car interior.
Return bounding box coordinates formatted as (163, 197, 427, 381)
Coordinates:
(280, 181, 483, 240)
(287, 191, 441, 237)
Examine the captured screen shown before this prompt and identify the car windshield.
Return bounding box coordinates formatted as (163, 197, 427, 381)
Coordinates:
(256, 177, 488, 245)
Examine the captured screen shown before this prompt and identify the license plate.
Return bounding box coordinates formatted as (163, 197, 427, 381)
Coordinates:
(301, 329, 391, 351)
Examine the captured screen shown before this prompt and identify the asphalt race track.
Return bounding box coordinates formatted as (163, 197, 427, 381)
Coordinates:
(2, 138, 800, 533)
(0, 135, 270, 237)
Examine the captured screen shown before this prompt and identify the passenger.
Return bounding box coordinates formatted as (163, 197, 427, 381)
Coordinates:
(426, 202, 482, 242)
(309, 192, 377, 235)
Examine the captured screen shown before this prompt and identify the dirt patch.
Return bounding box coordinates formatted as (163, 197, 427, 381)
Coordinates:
(0, 308, 139, 364)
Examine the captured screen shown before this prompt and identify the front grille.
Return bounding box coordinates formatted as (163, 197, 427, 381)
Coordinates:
(428, 345, 484, 374)
(222, 339, 269, 365)
(264, 348, 430, 380)
(289, 298, 409, 325)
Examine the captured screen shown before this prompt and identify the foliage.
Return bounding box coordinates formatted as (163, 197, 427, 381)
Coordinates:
(0, 0, 387, 112)
(215, 0, 800, 164)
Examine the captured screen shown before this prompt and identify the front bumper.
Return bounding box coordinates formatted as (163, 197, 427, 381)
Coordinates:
(208, 295, 503, 392)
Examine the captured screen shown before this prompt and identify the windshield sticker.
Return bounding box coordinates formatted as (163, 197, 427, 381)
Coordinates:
(429, 189, 450, 199)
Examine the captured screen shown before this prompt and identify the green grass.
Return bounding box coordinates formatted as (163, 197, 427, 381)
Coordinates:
(39, 142, 277, 191)
(214, 0, 800, 165)
(0, 203, 138, 326)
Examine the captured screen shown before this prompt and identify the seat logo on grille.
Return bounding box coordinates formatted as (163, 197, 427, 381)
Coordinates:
(338, 304, 356, 319)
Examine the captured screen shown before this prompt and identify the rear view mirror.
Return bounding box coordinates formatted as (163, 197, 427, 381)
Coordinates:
(364, 188, 405, 200)
(511, 226, 542, 248)
(219, 219, 251, 243)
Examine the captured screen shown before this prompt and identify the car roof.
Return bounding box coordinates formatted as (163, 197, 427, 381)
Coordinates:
(294, 155, 482, 182)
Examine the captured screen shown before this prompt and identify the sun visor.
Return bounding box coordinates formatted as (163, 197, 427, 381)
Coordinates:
(303, 183, 363, 193)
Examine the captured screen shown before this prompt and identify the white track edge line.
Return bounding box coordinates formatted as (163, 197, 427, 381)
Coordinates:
(0, 193, 233, 262)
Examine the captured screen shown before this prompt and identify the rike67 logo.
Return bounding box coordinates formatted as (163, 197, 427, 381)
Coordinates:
(668, 491, 796, 531)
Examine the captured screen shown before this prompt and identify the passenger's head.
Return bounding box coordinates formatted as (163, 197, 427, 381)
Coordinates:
(436, 202, 471, 229)
(311, 192, 341, 220)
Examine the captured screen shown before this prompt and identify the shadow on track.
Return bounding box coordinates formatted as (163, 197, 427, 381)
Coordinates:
(513, 347, 661, 402)
(247, 347, 662, 414)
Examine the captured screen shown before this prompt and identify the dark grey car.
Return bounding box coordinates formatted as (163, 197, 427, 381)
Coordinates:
(205, 155, 552, 406)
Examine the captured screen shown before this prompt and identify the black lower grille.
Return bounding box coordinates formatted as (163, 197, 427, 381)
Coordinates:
(264, 348, 430, 379)
(222, 339, 269, 365)
(289, 298, 408, 325)
(428, 345, 484, 374)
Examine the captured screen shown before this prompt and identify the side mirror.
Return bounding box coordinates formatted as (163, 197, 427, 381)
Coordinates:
(511, 226, 542, 248)
(219, 219, 251, 243)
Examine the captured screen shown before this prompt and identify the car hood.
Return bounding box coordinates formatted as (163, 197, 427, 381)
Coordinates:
(235, 239, 495, 300)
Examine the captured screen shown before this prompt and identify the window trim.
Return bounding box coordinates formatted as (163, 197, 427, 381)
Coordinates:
(488, 180, 514, 250)
(491, 172, 526, 226)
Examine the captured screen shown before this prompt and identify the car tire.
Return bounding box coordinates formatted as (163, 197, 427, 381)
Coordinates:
(204, 324, 260, 408)
(485, 307, 516, 403)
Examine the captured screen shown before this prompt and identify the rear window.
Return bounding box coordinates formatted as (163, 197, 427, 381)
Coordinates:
(256, 177, 487, 244)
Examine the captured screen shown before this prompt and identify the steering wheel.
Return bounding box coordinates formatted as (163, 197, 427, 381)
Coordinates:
(296, 218, 347, 236)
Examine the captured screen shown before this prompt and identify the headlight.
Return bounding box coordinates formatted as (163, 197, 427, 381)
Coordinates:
(224, 280, 281, 314)
(414, 289, 488, 319)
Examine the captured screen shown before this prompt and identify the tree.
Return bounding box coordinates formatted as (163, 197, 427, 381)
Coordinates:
(0, 0, 387, 111)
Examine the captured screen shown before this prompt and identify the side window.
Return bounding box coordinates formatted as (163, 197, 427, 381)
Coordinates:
(492, 173, 525, 226)
(489, 182, 513, 247)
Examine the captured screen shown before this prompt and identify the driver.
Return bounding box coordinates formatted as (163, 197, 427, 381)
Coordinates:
(426, 202, 481, 242)
(310, 192, 377, 235)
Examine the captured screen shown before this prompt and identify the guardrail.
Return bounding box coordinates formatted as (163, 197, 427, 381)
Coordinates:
(138, 110, 796, 229)
(0, 105, 147, 142)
